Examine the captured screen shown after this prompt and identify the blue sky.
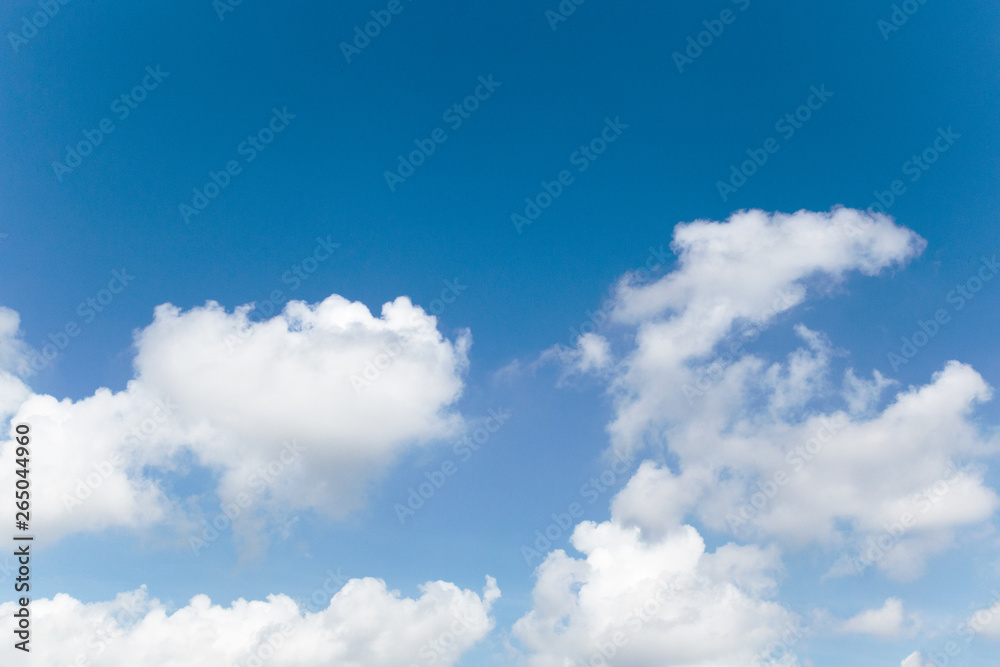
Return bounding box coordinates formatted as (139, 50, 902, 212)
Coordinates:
(1, 1, 1000, 666)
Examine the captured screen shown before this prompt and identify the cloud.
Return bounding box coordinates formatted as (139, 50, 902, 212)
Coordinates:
(0, 308, 32, 419)
(901, 651, 928, 667)
(0, 294, 471, 545)
(839, 598, 918, 638)
(0, 576, 499, 666)
(512, 520, 801, 666)
(566, 208, 997, 578)
(516, 207, 998, 663)
(963, 594, 1000, 638)
(605, 207, 925, 459)
(537, 333, 614, 385)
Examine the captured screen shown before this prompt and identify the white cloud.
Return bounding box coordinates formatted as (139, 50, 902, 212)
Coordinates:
(0, 576, 499, 667)
(0, 307, 32, 420)
(515, 207, 994, 665)
(512, 520, 802, 667)
(0, 294, 471, 545)
(568, 209, 998, 579)
(572, 333, 613, 373)
(537, 332, 614, 385)
(839, 598, 918, 638)
(964, 594, 1000, 638)
(901, 651, 928, 667)
(605, 207, 925, 459)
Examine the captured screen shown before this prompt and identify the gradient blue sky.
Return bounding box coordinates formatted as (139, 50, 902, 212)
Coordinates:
(2, 1, 1000, 665)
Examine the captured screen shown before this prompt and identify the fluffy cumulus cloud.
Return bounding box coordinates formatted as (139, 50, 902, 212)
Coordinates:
(606, 207, 926, 457)
(0, 576, 499, 666)
(512, 520, 801, 666)
(838, 598, 918, 638)
(517, 208, 998, 665)
(0, 294, 471, 544)
(551, 208, 998, 579)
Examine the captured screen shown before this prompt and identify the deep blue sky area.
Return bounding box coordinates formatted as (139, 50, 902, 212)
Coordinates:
(1, 1, 999, 665)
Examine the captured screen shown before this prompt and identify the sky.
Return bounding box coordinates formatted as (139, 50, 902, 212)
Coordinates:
(1, 1, 999, 665)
